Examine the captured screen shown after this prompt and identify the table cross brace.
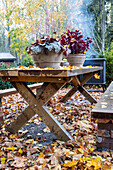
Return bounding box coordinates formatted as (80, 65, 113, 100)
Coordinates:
(7, 81, 72, 141)
(61, 73, 97, 104)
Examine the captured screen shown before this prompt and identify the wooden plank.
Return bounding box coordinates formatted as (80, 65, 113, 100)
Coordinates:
(61, 76, 80, 102)
(0, 107, 3, 125)
(78, 86, 97, 104)
(7, 82, 72, 141)
(97, 142, 112, 149)
(98, 122, 113, 131)
(97, 129, 110, 137)
(91, 81, 113, 119)
(66, 67, 103, 77)
(7, 82, 63, 133)
(0, 66, 103, 77)
(92, 112, 113, 119)
(80, 72, 94, 86)
(1, 76, 72, 83)
(60, 72, 96, 103)
(0, 83, 43, 97)
(97, 119, 110, 123)
(7, 106, 35, 133)
(72, 76, 80, 86)
(15, 82, 72, 141)
(60, 86, 78, 103)
(97, 136, 113, 144)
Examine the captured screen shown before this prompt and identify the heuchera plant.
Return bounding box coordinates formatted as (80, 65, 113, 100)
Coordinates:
(60, 30, 92, 57)
(26, 34, 64, 55)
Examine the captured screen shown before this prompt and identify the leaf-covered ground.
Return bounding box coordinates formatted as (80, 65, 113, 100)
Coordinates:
(0, 86, 113, 169)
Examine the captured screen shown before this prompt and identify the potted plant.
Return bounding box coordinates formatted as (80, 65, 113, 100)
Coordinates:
(60, 30, 92, 66)
(26, 34, 65, 68)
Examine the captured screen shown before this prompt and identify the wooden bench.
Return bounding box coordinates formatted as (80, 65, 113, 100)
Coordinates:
(0, 83, 43, 126)
(91, 81, 113, 149)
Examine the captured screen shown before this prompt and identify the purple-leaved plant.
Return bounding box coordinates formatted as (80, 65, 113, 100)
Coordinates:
(60, 30, 92, 57)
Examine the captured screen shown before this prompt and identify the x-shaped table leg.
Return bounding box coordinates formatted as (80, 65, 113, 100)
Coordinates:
(61, 72, 97, 104)
(7, 82, 72, 141)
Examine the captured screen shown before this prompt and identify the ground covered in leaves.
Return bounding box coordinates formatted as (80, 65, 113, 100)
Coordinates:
(0, 85, 113, 169)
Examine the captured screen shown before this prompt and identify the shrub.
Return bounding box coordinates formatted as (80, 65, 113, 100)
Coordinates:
(0, 56, 34, 89)
(102, 42, 113, 86)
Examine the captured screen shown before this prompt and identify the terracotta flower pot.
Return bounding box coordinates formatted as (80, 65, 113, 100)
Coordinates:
(31, 50, 63, 68)
(67, 53, 86, 67)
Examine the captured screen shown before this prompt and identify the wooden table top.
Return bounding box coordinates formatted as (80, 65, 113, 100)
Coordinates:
(0, 66, 103, 77)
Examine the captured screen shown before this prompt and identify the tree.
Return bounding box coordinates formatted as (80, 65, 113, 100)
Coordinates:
(0, 0, 69, 62)
(0, 23, 7, 52)
(87, 0, 113, 55)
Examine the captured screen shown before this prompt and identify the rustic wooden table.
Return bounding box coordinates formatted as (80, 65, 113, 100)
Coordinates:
(0, 66, 102, 141)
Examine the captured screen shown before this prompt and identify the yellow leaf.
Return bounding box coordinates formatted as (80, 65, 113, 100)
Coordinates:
(71, 39, 76, 42)
(16, 138, 24, 142)
(87, 65, 92, 68)
(69, 143, 74, 147)
(1, 157, 6, 164)
(39, 152, 44, 157)
(63, 160, 78, 167)
(7, 146, 16, 151)
(10, 134, 15, 139)
(88, 105, 93, 107)
(18, 148, 23, 154)
(89, 148, 94, 152)
(39, 118, 42, 121)
(86, 157, 101, 170)
(49, 107, 53, 112)
(77, 148, 84, 154)
(64, 45, 70, 48)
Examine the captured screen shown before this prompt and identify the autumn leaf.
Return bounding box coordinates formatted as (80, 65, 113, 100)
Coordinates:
(7, 146, 16, 151)
(86, 157, 101, 169)
(10, 134, 15, 139)
(18, 148, 23, 154)
(1, 157, 6, 164)
(77, 148, 84, 154)
(63, 160, 78, 167)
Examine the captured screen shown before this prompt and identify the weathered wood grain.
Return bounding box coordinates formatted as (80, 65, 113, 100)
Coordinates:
(60, 76, 80, 102)
(92, 81, 113, 119)
(1, 76, 72, 83)
(0, 83, 43, 97)
(61, 73, 97, 104)
(78, 86, 97, 104)
(98, 122, 113, 131)
(7, 82, 72, 141)
(0, 67, 103, 77)
(0, 67, 103, 141)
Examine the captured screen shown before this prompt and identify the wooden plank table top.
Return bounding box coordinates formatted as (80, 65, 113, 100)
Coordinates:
(0, 66, 102, 78)
(0, 66, 103, 141)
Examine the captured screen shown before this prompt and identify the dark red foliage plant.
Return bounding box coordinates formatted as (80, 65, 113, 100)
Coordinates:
(60, 30, 92, 57)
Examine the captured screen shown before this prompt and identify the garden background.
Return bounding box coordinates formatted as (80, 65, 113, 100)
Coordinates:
(0, 0, 113, 169)
(0, 0, 113, 86)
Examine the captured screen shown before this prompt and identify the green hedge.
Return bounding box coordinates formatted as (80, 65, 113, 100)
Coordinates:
(0, 56, 34, 89)
(99, 42, 113, 86)
(105, 42, 113, 86)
